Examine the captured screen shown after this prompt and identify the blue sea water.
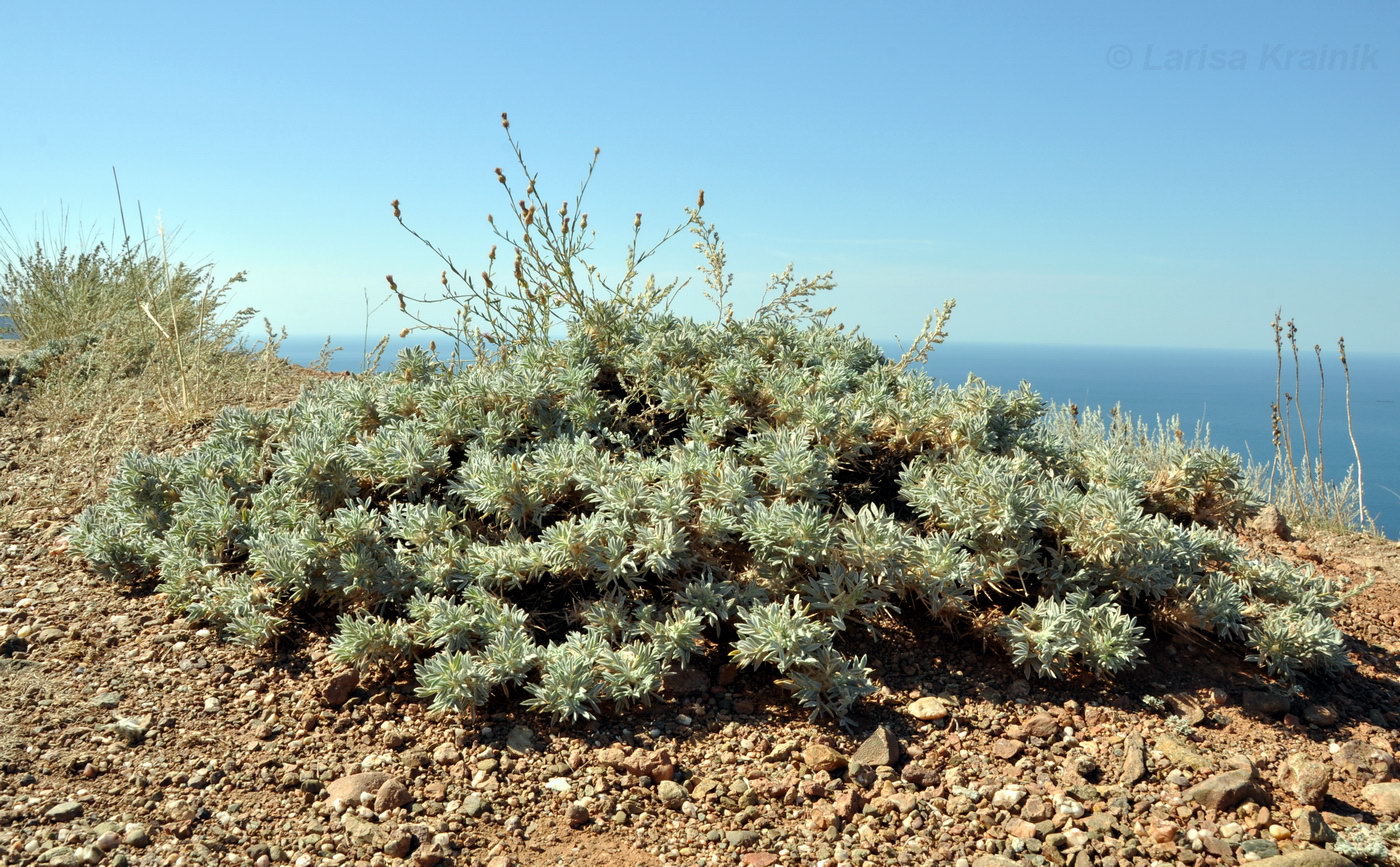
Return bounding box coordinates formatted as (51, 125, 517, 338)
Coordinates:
(278, 334, 1399, 538)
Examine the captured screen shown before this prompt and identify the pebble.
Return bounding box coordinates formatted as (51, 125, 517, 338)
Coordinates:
(907, 697, 948, 721)
(203, 696, 221, 713)
(991, 788, 1026, 809)
(44, 801, 83, 821)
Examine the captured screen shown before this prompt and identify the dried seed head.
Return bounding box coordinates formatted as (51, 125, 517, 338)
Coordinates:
(580, 213, 588, 230)
(441, 271, 448, 288)
(594, 146, 601, 156)
(391, 199, 401, 219)
(489, 244, 497, 261)
(634, 212, 642, 229)
(429, 340, 436, 352)
(487, 213, 494, 224)
(495, 167, 506, 184)
(561, 216, 570, 234)
(501, 111, 509, 129)
(400, 328, 410, 338)
(697, 189, 705, 209)
(526, 179, 535, 196)
(559, 201, 568, 217)
(385, 275, 397, 292)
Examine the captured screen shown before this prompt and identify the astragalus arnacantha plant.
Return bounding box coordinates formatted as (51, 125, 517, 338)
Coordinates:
(71, 121, 1353, 722)
(72, 310, 1353, 722)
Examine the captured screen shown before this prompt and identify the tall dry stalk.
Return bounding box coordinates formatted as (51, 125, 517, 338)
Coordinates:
(1339, 337, 1365, 527)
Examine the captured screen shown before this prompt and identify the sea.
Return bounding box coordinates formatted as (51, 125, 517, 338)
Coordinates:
(266, 335, 1400, 539)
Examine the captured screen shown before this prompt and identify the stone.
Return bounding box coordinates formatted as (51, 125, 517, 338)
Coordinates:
(323, 669, 359, 707)
(163, 798, 198, 824)
(1279, 754, 1331, 807)
(1006, 817, 1038, 838)
(94, 832, 120, 853)
(993, 738, 1025, 761)
(1156, 733, 1212, 772)
(44, 801, 83, 822)
(832, 790, 863, 824)
(506, 725, 537, 754)
(726, 829, 759, 847)
(656, 779, 688, 807)
(565, 802, 590, 828)
(803, 743, 847, 773)
(462, 794, 487, 818)
(413, 844, 447, 867)
(972, 857, 1022, 867)
(617, 747, 674, 782)
(123, 824, 150, 847)
(740, 853, 779, 867)
(1294, 807, 1336, 844)
(383, 834, 413, 858)
(1361, 781, 1400, 817)
(1021, 794, 1053, 822)
(1303, 704, 1338, 727)
(908, 697, 949, 721)
(431, 742, 460, 765)
(850, 725, 900, 768)
(374, 777, 412, 812)
(1183, 767, 1261, 811)
(1335, 740, 1396, 782)
(1238, 839, 1282, 859)
(992, 787, 1027, 809)
(1250, 504, 1291, 540)
(1120, 732, 1147, 785)
(326, 771, 392, 806)
(92, 691, 122, 709)
(1023, 712, 1059, 739)
(1249, 854, 1359, 867)
(1242, 690, 1291, 717)
(901, 763, 940, 789)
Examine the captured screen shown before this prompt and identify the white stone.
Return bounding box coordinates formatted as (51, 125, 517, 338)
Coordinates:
(545, 777, 571, 793)
(991, 788, 1026, 809)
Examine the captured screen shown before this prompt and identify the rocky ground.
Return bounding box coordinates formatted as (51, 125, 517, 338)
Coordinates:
(2, 362, 1399, 867)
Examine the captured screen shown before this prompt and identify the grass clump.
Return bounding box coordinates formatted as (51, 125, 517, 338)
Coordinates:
(0, 216, 312, 508)
(71, 122, 1356, 723)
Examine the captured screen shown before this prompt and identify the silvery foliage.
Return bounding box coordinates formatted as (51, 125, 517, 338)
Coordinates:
(71, 307, 1353, 722)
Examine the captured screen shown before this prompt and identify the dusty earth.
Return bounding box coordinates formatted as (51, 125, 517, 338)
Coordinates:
(2, 359, 1399, 867)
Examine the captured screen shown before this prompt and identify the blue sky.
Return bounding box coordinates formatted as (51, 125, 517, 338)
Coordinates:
(3, 1, 1396, 351)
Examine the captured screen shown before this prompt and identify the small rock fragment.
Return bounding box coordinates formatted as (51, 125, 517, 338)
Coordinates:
(802, 742, 847, 773)
(564, 802, 591, 828)
(323, 669, 359, 708)
(1279, 754, 1331, 807)
(656, 779, 688, 807)
(1184, 767, 1261, 811)
(326, 771, 392, 806)
(1361, 781, 1400, 817)
(907, 697, 948, 721)
(850, 725, 900, 768)
(44, 801, 83, 822)
(1335, 740, 1396, 782)
(1242, 690, 1291, 717)
(1120, 732, 1147, 785)
(1023, 712, 1059, 739)
(992, 738, 1024, 761)
(1249, 504, 1291, 540)
(1303, 704, 1338, 727)
(374, 777, 412, 812)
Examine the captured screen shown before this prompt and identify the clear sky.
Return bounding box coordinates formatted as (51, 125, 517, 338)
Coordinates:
(3, 1, 1396, 352)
